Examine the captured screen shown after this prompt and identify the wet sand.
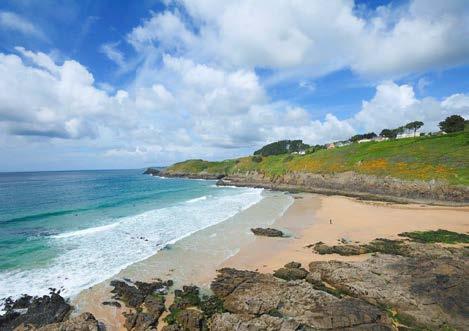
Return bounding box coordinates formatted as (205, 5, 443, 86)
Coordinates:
(73, 192, 469, 330)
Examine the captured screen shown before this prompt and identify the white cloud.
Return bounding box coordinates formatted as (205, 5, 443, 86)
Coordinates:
(0, 11, 45, 39)
(352, 81, 469, 133)
(130, 0, 469, 80)
(99, 42, 125, 68)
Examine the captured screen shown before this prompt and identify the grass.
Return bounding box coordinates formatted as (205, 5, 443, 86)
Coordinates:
(398, 229, 469, 244)
(165, 132, 469, 185)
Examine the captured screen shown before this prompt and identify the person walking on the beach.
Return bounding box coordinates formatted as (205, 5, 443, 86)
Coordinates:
(329, 219, 332, 224)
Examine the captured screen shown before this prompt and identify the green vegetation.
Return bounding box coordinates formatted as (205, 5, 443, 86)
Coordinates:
(439, 115, 466, 133)
(165, 131, 469, 185)
(398, 229, 469, 244)
(253, 139, 309, 156)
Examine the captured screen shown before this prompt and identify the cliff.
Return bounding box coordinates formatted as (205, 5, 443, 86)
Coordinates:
(145, 132, 469, 204)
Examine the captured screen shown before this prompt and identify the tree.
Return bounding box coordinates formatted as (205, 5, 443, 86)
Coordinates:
(380, 129, 397, 139)
(254, 140, 310, 156)
(405, 121, 424, 137)
(439, 115, 465, 133)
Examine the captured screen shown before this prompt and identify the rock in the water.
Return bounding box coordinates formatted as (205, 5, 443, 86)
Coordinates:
(273, 262, 308, 281)
(250, 228, 284, 237)
(0, 291, 71, 331)
(143, 168, 161, 176)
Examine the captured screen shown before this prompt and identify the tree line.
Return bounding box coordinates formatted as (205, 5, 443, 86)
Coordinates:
(253, 115, 466, 157)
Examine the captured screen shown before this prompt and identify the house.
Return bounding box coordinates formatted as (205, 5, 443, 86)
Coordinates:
(326, 143, 336, 149)
(373, 136, 389, 142)
(396, 132, 421, 139)
(358, 138, 372, 143)
(335, 141, 351, 147)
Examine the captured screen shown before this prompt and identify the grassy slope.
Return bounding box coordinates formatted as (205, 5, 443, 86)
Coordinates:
(166, 132, 469, 185)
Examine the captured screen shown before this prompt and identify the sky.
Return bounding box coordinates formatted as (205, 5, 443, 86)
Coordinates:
(0, 0, 468, 172)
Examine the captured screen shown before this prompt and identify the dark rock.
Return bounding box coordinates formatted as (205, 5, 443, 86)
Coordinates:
(144, 295, 165, 319)
(0, 290, 71, 331)
(251, 228, 284, 237)
(284, 261, 301, 269)
(143, 168, 161, 176)
(102, 301, 121, 308)
(273, 267, 308, 281)
(123, 311, 157, 331)
(175, 309, 204, 331)
(110, 280, 144, 308)
(170, 286, 200, 311)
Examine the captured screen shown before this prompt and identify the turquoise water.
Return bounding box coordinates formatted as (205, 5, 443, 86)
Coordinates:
(0, 170, 263, 301)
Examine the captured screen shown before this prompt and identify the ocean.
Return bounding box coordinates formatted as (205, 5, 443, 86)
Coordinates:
(0, 169, 264, 302)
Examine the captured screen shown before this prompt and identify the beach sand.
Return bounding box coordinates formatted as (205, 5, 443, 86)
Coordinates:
(224, 194, 469, 274)
(74, 192, 469, 330)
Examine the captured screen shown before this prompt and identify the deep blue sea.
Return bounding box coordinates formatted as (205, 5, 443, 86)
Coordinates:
(0, 169, 263, 302)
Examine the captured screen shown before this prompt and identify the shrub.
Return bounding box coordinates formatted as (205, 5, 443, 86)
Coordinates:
(251, 155, 263, 163)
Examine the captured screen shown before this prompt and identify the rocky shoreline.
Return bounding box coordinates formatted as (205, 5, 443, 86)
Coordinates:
(144, 168, 469, 205)
(2, 233, 467, 330)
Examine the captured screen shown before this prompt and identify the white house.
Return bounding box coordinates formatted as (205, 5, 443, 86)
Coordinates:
(396, 132, 422, 139)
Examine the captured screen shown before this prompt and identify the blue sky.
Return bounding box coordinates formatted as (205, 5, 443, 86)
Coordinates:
(0, 0, 468, 171)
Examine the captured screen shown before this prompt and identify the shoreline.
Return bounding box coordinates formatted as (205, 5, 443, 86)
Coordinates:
(71, 190, 293, 329)
(73, 189, 467, 330)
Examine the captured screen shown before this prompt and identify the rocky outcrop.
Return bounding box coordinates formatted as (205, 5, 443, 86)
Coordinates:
(217, 171, 469, 204)
(310, 238, 467, 258)
(144, 168, 225, 180)
(29, 313, 99, 331)
(109, 278, 173, 331)
(273, 262, 308, 281)
(143, 168, 161, 176)
(309, 241, 469, 330)
(209, 268, 391, 330)
(250, 227, 284, 237)
(0, 290, 71, 331)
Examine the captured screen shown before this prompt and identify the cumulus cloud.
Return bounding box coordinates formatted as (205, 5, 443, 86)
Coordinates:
(352, 81, 469, 133)
(128, 0, 469, 79)
(0, 48, 121, 139)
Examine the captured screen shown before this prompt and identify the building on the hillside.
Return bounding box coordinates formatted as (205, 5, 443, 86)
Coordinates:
(374, 136, 389, 142)
(326, 143, 336, 149)
(358, 138, 372, 143)
(336, 141, 351, 147)
(292, 150, 306, 155)
(396, 132, 422, 139)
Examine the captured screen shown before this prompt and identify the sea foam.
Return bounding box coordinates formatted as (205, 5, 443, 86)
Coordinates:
(0, 187, 263, 302)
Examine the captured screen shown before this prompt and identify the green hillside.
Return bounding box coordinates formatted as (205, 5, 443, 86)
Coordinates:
(166, 132, 469, 185)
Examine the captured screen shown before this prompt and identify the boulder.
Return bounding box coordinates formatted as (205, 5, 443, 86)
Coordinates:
(273, 262, 308, 281)
(250, 228, 284, 237)
(0, 291, 71, 330)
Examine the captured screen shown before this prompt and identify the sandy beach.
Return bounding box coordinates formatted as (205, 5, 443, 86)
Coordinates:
(225, 193, 469, 274)
(74, 192, 469, 330)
